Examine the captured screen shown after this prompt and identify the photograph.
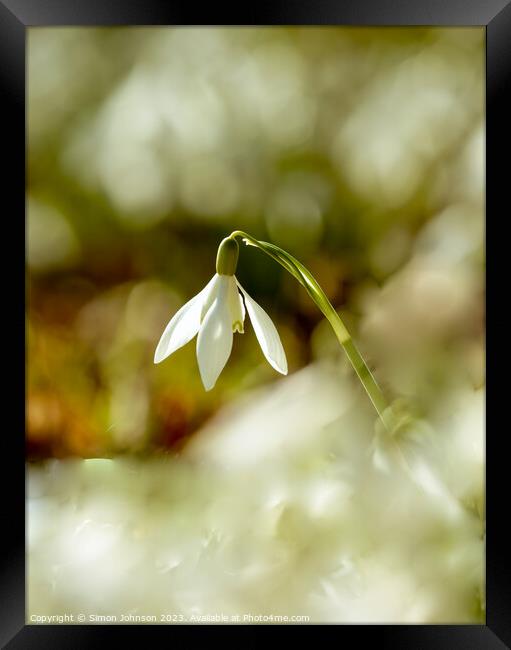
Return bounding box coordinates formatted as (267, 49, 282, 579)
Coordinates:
(26, 26, 485, 625)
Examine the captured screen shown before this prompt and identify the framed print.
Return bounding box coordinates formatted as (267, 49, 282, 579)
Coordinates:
(1, 0, 508, 646)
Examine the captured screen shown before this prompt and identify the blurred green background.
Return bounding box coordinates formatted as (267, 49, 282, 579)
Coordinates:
(27, 26, 484, 458)
(27, 27, 484, 623)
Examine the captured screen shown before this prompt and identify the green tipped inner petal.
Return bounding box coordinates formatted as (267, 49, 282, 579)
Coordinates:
(226, 275, 245, 334)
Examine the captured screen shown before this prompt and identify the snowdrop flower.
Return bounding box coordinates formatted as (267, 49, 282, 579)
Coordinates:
(154, 237, 287, 390)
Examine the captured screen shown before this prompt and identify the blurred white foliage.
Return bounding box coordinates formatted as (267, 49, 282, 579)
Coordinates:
(331, 40, 482, 209)
(29, 28, 481, 231)
(360, 189, 483, 398)
(185, 362, 352, 468)
(56, 29, 317, 227)
(28, 363, 483, 623)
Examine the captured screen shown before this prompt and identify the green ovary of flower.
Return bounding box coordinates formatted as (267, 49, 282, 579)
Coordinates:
(216, 237, 239, 276)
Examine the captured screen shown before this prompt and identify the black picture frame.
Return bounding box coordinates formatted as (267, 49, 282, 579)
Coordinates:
(2, 0, 508, 646)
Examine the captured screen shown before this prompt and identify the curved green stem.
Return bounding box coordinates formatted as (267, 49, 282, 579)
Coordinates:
(230, 230, 392, 430)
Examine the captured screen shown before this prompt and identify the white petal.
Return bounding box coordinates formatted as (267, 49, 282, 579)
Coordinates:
(196, 276, 233, 390)
(236, 279, 288, 375)
(226, 275, 245, 333)
(154, 275, 219, 364)
(200, 273, 221, 323)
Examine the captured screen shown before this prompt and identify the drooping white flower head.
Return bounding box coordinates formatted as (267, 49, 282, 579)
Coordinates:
(154, 237, 287, 391)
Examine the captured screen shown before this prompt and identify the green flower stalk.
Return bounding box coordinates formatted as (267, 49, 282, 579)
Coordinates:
(155, 230, 393, 430)
(229, 231, 393, 430)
